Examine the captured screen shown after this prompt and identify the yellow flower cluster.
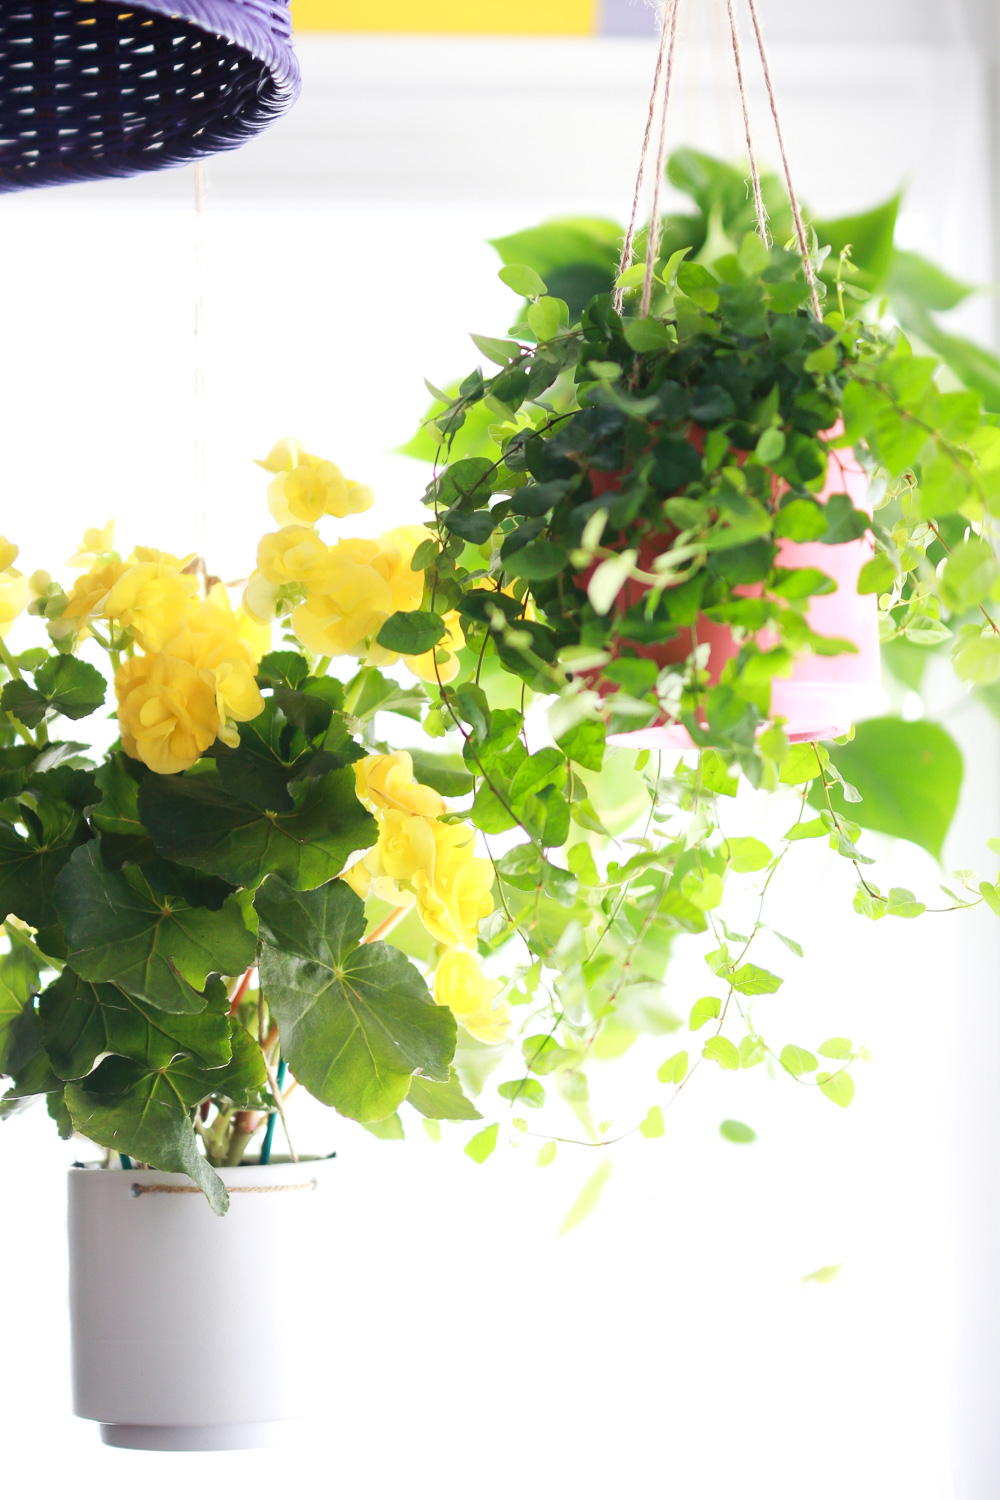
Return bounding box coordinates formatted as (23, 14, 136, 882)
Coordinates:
(343, 752, 507, 1043)
(434, 948, 511, 1046)
(244, 517, 464, 684)
(0, 537, 28, 640)
(258, 439, 375, 528)
(114, 582, 270, 776)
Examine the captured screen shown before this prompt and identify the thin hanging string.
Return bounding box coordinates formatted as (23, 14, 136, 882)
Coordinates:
(640, 0, 682, 319)
(613, 9, 672, 315)
(744, 0, 822, 319)
(724, 0, 768, 245)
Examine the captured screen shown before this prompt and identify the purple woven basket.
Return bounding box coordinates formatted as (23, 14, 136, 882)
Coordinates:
(0, 0, 301, 191)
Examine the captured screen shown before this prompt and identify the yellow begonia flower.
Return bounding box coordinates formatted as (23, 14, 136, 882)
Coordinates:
(434, 948, 511, 1046)
(375, 810, 437, 882)
(289, 526, 433, 662)
(102, 558, 199, 652)
(63, 559, 127, 637)
(0, 537, 19, 574)
(257, 526, 332, 588)
(189, 583, 272, 667)
(235, 606, 272, 665)
(415, 821, 494, 949)
(0, 553, 28, 640)
(66, 521, 116, 570)
(242, 569, 281, 626)
(115, 653, 221, 775)
(291, 538, 394, 658)
(354, 752, 446, 819)
(165, 627, 263, 737)
(257, 437, 375, 527)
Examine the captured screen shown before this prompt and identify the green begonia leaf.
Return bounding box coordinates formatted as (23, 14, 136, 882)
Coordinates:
(87, 753, 156, 866)
(405, 1068, 482, 1121)
(255, 876, 456, 1123)
(137, 766, 376, 890)
(207, 696, 364, 814)
(0, 656, 106, 729)
(64, 1030, 267, 1216)
(0, 941, 44, 1075)
(56, 843, 256, 1014)
(39, 968, 233, 1080)
(812, 716, 962, 861)
(0, 789, 89, 929)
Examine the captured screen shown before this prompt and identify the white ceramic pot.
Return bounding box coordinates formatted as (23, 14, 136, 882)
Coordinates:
(68, 1158, 333, 1451)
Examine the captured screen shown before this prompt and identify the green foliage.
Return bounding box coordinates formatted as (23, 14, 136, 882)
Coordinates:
(815, 717, 962, 860)
(0, 656, 106, 729)
(65, 1030, 266, 1216)
(255, 877, 455, 1123)
(56, 843, 256, 1014)
(137, 766, 375, 891)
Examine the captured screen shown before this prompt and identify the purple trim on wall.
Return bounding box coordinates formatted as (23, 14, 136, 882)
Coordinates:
(600, 0, 658, 36)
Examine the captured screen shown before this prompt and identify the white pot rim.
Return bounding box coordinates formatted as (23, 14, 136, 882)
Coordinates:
(69, 1155, 335, 1193)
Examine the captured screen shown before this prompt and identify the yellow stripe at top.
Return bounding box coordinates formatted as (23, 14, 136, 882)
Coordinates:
(291, 0, 600, 34)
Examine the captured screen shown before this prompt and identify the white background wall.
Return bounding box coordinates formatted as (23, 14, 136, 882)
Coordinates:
(2, 5, 999, 1497)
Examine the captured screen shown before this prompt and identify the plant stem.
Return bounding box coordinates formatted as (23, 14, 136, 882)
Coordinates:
(361, 904, 410, 945)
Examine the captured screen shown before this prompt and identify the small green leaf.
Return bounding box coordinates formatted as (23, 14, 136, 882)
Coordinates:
(979, 880, 1000, 917)
(657, 1049, 688, 1084)
(780, 1044, 818, 1077)
(689, 996, 721, 1032)
(527, 296, 566, 342)
(0, 655, 106, 728)
(719, 1118, 757, 1144)
(499, 263, 547, 298)
(471, 333, 522, 365)
(405, 1068, 482, 1121)
(726, 836, 772, 873)
(703, 1036, 740, 1070)
(886, 887, 926, 918)
(639, 1105, 665, 1139)
(558, 1158, 612, 1236)
(739, 1035, 766, 1069)
(498, 1077, 545, 1109)
(779, 743, 826, 785)
(536, 1140, 557, 1167)
(375, 610, 446, 656)
(818, 1037, 853, 1060)
(801, 1263, 844, 1286)
(465, 1122, 499, 1163)
(732, 964, 783, 996)
(857, 555, 897, 595)
(817, 1070, 855, 1108)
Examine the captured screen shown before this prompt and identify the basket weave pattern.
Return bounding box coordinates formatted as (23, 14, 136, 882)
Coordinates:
(0, 0, 300, 190)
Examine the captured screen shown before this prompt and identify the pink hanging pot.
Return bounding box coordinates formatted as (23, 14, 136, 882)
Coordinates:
(581, 432, 881, 749)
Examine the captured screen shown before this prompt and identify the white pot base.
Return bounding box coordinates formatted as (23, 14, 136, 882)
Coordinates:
(100, 1420, 293, 1451)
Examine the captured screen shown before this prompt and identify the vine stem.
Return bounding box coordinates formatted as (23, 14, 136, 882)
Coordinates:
(362, 904, 410, 945)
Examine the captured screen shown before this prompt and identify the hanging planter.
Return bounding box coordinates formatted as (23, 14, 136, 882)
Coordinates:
(0, 0, 300, 191)
(583, 433, 881, 751)
(69, 1158, 333, 1450)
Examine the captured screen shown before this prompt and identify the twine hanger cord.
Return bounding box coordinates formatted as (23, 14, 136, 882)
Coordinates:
(640, 0, 683, 320)
(616, 0, 822, 322)
(724, 0, 768, 245)
(744, 0, 822, 319)
(613, 8, 671, 316)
